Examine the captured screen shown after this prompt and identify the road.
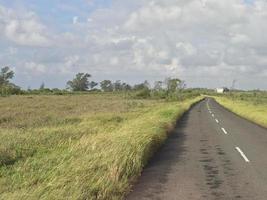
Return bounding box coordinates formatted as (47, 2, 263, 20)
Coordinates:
(127, 98, 267, 200)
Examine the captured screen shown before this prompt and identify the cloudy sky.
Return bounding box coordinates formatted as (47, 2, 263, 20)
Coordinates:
(0, 0, 267, 89)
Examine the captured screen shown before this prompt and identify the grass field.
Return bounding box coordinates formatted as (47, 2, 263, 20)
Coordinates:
(0, 94, 202, 200)
(214, 93, 267, 128)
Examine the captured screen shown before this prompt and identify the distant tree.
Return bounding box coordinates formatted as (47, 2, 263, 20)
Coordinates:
(52, 88, 60, 92)
(165, 78, 181, 93)
(133, 80, 150, 91)
(178, 80, 186, 90)
(114, 80, 123, 91)
(133, 84, 143, 91)
(39, 82, 45, 90)
(122, 83, 132, 91)
(100, 80, 113, 92)
(154, 81, 163, 91)
(52, 88, 65, 95)
(0, 66, 14, 86)
(133, 81, 151, 98)
(0, 67, 22, 95)
(144, 80, 150, 89)
(67, 73, 91, 91)
(89, 81, 98, 90)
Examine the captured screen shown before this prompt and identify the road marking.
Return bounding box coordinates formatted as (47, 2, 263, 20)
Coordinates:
(235, 147, 250, 163)
(221, 128, 228, 134)
(215, 119, 219, 123)
(212, 114, 215, 117)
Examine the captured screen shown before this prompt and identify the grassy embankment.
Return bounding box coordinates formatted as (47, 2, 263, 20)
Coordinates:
(0, 94, 202, 199)
(214, 93, 267, 128)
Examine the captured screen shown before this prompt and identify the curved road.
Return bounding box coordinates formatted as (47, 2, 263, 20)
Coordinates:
(127, 98, 267, 200)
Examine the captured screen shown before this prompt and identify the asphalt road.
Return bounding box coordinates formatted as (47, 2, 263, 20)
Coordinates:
(127, 98, 267, 200)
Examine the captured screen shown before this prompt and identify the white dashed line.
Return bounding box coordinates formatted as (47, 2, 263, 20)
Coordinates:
(207, 99, 250, 163)
(235, 147, 250, 163)
(221, 128, 228, 135)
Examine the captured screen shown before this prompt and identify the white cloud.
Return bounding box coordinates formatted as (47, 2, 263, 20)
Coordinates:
(0, 5, 51, 47)
(60, 55, 80, 74)
(73, 16, 79, 24)
(124, 2, 182, 31)
(24, 62, 47, 75)
(2, 0, 267, 89)
(176, 42, 197, 56)
(110, 57, 119, 65)
(64, 0, 267, 89)
(7, 47, 18, 55)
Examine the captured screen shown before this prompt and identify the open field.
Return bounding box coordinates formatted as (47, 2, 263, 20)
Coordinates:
(213, 92, 267, 128)
(0, 94, 202, 199)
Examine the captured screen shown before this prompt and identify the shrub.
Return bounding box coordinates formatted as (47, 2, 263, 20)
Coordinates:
(133, 89, 151, 99)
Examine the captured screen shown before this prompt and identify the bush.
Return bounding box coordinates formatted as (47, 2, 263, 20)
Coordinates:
(0, 84, 23, 96)
(133, 89, 151, 99)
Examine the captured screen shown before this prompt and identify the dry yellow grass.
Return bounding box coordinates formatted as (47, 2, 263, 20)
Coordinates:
(214, 96, 267, 128)
(0, 94, 202, 199)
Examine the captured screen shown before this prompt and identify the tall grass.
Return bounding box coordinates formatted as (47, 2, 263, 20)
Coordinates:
(0, 94, 202, 199)
(214, 95, 267, 128)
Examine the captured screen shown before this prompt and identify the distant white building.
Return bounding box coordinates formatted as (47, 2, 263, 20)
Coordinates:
(216, 87, 229, 94)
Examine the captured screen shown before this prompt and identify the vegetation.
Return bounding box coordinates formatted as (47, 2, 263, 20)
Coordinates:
(0, 66, 204, 100)
(100, 80, 115, 92)
(213, 91, 267, 128)
(0, 66, 209, 198)
(0, 94, 203, 199)
(67, 73, 92, 91)
(0, 66, 14, 85)
(0, 66, 22, 96)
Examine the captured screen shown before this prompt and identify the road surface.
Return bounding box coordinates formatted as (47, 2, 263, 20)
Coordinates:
(127, 98, 267, 200)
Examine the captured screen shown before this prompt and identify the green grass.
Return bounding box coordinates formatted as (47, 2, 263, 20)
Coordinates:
(0, 94, 202, 200)
(214, 94, 267, 128)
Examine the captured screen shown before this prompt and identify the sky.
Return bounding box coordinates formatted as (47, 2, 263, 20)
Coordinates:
(0, 0, 267, 90)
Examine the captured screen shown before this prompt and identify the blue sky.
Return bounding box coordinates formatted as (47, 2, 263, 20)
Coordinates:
(0, 0, 112, 30)
(0, 0, 267, 90)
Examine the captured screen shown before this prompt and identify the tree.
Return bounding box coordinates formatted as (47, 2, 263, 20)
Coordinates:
(113, 80, 123, 91)
(0, 67, 21, 95)
(0, 66, 14, 86)
(100, 80, 113, 92)
(165, 78, 181, 93)
(178, 80, 186, 90)
(122, 83, 132, 91)
(39, 82, 45, 90)
(144, 80, 150, 89)
(133, 81, 151, 98)
(133, 80, 150, 91)
(67, 73, 91, 91)
(89, 81, 98, 90)
(154, 81, 163, 91)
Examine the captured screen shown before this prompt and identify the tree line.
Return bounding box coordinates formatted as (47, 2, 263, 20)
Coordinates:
(0, 66, 206, 99)
(66, 72, 186, 93)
